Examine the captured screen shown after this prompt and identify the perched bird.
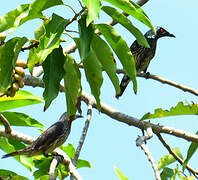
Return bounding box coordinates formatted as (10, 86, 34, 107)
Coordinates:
(116, 26, 175, 98)
(2, 112, 82, 158)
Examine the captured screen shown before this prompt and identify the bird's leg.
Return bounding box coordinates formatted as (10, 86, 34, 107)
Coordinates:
(51, 152, 64, 162)
(44, 153, 51, 157)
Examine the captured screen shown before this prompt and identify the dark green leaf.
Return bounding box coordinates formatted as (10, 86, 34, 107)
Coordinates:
(158, 147, 183, 170)
(82, 0, 101, 26)
(60, 143, 76, 159)
(42, 46, 65, 111)
(96, 24, 137, 93)
(160, 168, 174, 180)
(103, 0, 155, 33)
(91, 34, 120, 96)
(102, 6, 149, 47)
(0, 169, 28, 180)
(0, 37, 28, 92)
(183, 131, 198, 171)
(1, 111, 44, 128)
(0, 90, 44, 111)
(76, 159, 92, 169)
(0, 0, 64, 33)
(141, 102, 198, 120)
(78, 14, 94, 60)
(28, 13, 68, 72)
(63, 54, 82, 118)
(115, 167, 128, 180)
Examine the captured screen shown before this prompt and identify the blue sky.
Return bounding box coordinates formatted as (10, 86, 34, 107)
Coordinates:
(1, 0, 198, 179)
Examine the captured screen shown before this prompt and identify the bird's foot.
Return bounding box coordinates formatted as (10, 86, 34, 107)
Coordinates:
(52, 152, 64, 163)
(145, 72, 150, 79)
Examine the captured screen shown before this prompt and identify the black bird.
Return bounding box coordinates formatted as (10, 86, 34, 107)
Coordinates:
(2, 112, 82, 158)
(116, 26, 175, 98)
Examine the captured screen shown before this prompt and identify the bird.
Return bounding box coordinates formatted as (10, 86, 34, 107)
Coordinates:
(2, 112, 82, 158)
(116, 26, 175, 98)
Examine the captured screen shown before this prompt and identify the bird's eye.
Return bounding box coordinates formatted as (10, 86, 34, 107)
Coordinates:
(160, 28, 164, 33)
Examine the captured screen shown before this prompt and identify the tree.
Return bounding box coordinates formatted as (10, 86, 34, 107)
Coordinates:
(0, 0, 198, 179)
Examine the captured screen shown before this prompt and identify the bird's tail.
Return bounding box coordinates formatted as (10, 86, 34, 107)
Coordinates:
(116, 75, 130, 98)
(2, 148, 30, 158)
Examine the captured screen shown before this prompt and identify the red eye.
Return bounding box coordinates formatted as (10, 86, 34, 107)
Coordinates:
(160, 28, 164, 33)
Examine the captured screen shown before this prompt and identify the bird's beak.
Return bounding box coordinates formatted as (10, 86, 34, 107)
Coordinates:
(167, 33, 175, 38)
(76, 114, 83, 118)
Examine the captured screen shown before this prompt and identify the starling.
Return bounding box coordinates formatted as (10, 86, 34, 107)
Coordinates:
(2, 112, 82, 158)
(116, 26, 175, 98)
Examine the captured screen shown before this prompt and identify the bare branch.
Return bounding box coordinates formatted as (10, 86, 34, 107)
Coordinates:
(116, 69, 198, 96)
(0, 127, 83, 180)
(0, 113, 11, 134)
(23, 75, 198, 143)
(156, 133, 198, 178)
(49, 158, 58, 180)
(136, 127, 161, 180)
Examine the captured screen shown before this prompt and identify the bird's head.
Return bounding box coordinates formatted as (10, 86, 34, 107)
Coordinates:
(145, 27, 175, 40)
(59, 112, 83, 122)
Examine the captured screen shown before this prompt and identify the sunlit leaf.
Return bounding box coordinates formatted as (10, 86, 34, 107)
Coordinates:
(91, 34, 120, 96)
(60, 143, 76, 159)
(64, 54, 82, 118)
(141, 102, 198, 120)
(102, 6, 149, 47)
(115, 167, 128, 180)
(0, 0, 64, 33)
(82, 0, 101, 26)
(0, 90, 43, 111)
(0, 37, 28, 92)
(158, 148, 183, 170)
(103, 0, 155, 33)
(28, 13, 68, 72)
(0, 111, 44, 128)
(42, 46, 65, 111)
(76, 159, 92, 169)
(96, 24, 137, 93)
(0, 169, 28, 180)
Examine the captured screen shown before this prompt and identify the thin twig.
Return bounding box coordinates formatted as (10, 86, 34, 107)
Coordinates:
(70, 104, 93, 180)
(21, 41, 39, 51)
(63, 3, 77, 15)
(23, 75, 198, 143)
(0, 113, 11, 134)
(156, 133, 198, 178)
(0, 127, 83, 180)
(136, 127, 161, 180)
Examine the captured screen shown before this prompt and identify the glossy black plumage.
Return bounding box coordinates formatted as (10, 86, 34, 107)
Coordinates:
(116, 27, 175, 98)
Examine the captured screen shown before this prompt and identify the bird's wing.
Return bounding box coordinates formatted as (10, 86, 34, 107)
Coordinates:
(31, 122, 66, 152)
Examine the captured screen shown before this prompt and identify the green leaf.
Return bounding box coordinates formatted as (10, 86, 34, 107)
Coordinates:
(160, 168, 174, 180)
(0, 137, 34, 172)
(60, 143, 76, 159)
(0, 169, 28, 180)
(141, 102, 198, 120)
(76, 159, 92, 169)
(0, 0, 64, 33)
(28, 13, 68, 72)
(82, 0, 101, 26)
(91, 34, 120, 96)
(183, 131, 198, 171)
(42, 46, 65, 111)
(78, 13, 94, 60)
(0, 90, 44, 111)
(35, 21, 46, 40)
(63, 54, 82, 118)
(102, 6, 149, 47)
(115, 167, 128, 180)
(0, 111, 44, 128)
(0, 37, 28, 92)
(96, 23, 137, 93)
(103, 0, 155, 33)
(158, 147, 183, 170)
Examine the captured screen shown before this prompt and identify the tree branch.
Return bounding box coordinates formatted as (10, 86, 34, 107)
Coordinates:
(23, 75, 198, 143)
(0, 113, 11, 134)
(136, 127, 160, 180)
(0, 127, 83, 180)
(156, 133, 198, 178)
